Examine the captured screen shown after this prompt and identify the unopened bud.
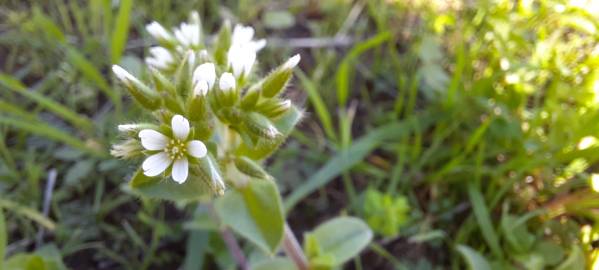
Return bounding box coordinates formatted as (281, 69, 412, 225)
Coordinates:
(112, 65, 160, 110)
(244, 112, 280, 140)
(234, 156, 272, 180)
(110, 139, 143, 159)
(219, 72, 236, 92)
(256, 99, 292, 118)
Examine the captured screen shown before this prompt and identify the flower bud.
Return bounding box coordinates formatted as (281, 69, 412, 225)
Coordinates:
(255, 99, 292, 119)
(260, 54, 301, 98)
(219, 72, 236, 91)
(112, 65, 160, 110)
(207, 157, 225, 195)
(145, 47, 174, 70)
(146, 21, 174, 43)
(110, 139, 143, 159)
(193, 62, 216, 91)
(234, 156, 272, 180)
(117, 123, 157, 134)
(243, 112, 280, 140)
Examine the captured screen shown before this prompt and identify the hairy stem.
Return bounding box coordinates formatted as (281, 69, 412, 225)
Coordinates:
(282, 223, 309, 270)
(208, 203, 249, 270)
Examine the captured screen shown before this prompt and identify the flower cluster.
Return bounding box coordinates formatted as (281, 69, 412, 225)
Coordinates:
(111, 12, 302, 196)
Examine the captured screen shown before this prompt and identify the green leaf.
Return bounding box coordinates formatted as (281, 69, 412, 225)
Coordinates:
(285, 111, 439, 211)
(111, 0, 133, 64)
(556, 246, 585, 270)
(456, 245, 492, 270)
(252, 257, 297, 270)
(467, 182, 503, 259)
(215, 180, 284, 254)
(305, 217, 372, 266)
(127, 163, 212, 202)
(262, 11, 295, 30)
(0, 208, 5, 267)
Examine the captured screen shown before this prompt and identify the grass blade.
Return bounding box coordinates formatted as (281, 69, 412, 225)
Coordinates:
(296, 69, 337, 141)
(0, 199, 55, 231)
(336, 32, 391, 107)
(0, 73, 94, 132)
(0, 116, 104, 157)
(467, 182, 503, 259)
(111, 0, 133, 64)
(66, 47, 122, 112)
(284, 111, 439, 211)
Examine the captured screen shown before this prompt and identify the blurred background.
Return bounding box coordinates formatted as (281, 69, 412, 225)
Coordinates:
(1, 0, 599, 269)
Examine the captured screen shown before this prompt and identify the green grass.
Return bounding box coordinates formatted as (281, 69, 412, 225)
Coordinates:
(1, 0, 599, 269)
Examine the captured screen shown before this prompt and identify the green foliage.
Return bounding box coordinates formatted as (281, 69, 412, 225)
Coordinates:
(363, 189, 409, 237)
(303, 217, 372, 269)
(456, 245, 491, 270)
(215, 180, 284, 254)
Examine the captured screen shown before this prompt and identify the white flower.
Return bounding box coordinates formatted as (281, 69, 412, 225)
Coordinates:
(227, 44, 257, 78)
(146, 21, 173, 41)
(193, 62, 216, 91)
(231, 24, 266, 52)
(139, 115, 208, 184)
(145, 47, 174, 70)
(283, 54, 301, 70)
(219, 72, 236, 91)
(174, 22, 201, 48)
(227, 24, 266, 78)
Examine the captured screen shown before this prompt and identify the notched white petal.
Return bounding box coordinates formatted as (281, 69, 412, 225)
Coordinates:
(187, 140, 207, 158)
(139, 129, 168, 150)
(171, 158, 189, 184)
(142, 152, 171, 176)
(171, 115, 190, 140)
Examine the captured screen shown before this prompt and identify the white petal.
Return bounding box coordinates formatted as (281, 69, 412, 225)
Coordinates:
(112, 65, 135, 83)
(138, 129, 168, 150)
(283, 54, 301, 69)
(252, 39, 267, 51)
(171, 115, 190, 140)
(171, 158, 189, 184)
(193, 63, 216, 89)
(146, 21, 172, 40)
(187, 140, 207, 158)
(232, 24, 255, 44)
(142, 152, 171, 176)
(193, 80, 209, 96)
(219, 72, 236, 91)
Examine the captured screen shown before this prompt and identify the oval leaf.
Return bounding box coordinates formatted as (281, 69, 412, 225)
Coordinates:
(305, 216, 372, 266)
(215, 180, 284, 254)
(252, 257, 297, 270)
(456, 244, 492, 270)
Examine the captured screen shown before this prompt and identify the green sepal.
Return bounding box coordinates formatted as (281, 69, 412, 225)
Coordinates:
(243, 112, 280, 140)
(261, 66, 293, 98)
(213, 21, 231, 66)
(175, 52, 193, 96)
(122, 78, 160, 110)
(255, 99, 291, 119)
(236, 105, 302, 160)
(187, 94, 208, 121)
(240, 84, 261, 110)
(150, 68, 177, 95)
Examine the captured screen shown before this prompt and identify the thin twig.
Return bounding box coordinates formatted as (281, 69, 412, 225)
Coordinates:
(36, 168, 57, 248)
(207, 203, 250, 270)
(282, 223, 309, 270)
